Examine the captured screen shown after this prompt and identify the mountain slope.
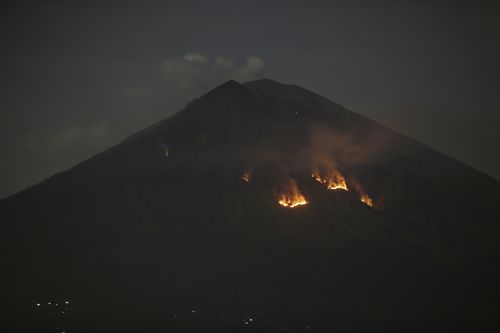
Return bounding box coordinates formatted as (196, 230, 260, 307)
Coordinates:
(1, 79, 500, 332)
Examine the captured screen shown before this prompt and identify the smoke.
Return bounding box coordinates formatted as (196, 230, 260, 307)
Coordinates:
(239, 122, 397, 175)
(303, 124, 397, 170)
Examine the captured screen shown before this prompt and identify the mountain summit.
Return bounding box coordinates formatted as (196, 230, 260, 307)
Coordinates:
(2, 79, 500, 332)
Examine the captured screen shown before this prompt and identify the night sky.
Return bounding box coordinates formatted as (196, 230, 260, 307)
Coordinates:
(1, 1, 499, 199)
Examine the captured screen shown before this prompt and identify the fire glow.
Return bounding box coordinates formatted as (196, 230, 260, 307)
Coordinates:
(241, 171, 251, 183)
(278, 178, 309, 208)
(312, 168, 348, 191)
(360, 193, 373, 207)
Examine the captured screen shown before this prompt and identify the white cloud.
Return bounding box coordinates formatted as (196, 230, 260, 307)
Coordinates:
(157, 53, 265, 93)
(121, 52, 267, 120)
(183, 53, 208, 64)
(232, 56, 265, 82)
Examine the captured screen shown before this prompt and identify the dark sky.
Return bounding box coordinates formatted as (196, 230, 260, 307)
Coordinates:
(1, 1, 499, 198)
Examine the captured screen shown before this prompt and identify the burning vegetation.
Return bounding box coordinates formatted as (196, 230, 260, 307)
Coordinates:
(236, 136, 376, 209)
(241, 170, 251, 183)
(360, 193, 373, 207)
(239, 167, 373, 209)
(311, 168, 348, 191)
(278, 178, 309, 208)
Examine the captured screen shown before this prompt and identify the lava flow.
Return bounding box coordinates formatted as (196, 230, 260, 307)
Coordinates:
(278, 178, 309, 208)
(312, 168, 348, 191)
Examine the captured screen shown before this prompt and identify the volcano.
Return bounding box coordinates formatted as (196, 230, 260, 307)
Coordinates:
(1, 79, 500, 332)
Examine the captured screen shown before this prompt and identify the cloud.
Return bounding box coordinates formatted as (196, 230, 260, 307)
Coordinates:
(183, 53, 208, 64)
(123, 53, 267, 122)
(233, 56, 265, 81)
(157, 53, 265, 92)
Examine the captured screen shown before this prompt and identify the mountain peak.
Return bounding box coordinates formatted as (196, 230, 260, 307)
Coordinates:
(245, 77, 282, 85)
(194, 79, 250, 104)
(219, 78, 242, 87)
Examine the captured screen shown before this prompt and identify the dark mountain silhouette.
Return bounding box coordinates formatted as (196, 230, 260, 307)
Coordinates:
(1, 79, 500, 332)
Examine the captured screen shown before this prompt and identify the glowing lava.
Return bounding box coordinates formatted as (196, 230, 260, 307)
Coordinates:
(312, 168, 348, 191)
(360, 193, 373, 207)
(241, 171, 251, 183)
(278, 179, 309, 208)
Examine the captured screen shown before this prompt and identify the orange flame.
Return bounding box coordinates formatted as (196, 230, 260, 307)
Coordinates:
(241, 171, 251, 183)
(360, 193, 373, 207)
(312, 168, 348, 191)
(278, 178, 308, 208)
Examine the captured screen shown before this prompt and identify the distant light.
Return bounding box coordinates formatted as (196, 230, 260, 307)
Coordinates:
(65, 301, 69, 304)
(48, 302, 51, 305)
(36, 303, 41, 307)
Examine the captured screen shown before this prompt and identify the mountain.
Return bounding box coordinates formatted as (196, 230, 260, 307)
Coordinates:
(1, 79, 500, 332)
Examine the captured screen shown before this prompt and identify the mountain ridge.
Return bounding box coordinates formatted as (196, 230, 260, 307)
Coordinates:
(3, 78, 496, 204)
